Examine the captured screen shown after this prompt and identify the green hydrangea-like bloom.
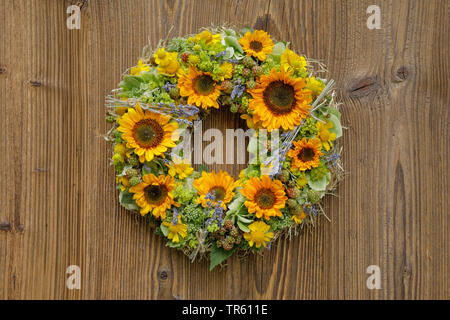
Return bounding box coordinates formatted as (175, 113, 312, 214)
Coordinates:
(309, 161, 329, 181)
(299, 117, 319, 138)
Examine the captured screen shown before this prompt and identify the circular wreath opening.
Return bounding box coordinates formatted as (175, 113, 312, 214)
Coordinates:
(105, 27, 344, 270)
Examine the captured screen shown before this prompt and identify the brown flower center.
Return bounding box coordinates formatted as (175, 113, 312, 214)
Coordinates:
(144, 184, 168, 205)
(263, 81, 296, 114)
(193, 75, 215, 95)
(211, 187, 226, 201)
(133, 119, 164, 148)
(250, 40, 263, 52)
(255, 188, 276, 209)
(298, 147, 315, 162)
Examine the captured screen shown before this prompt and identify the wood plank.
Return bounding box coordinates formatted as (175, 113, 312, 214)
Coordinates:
(0, 0, 447, 299)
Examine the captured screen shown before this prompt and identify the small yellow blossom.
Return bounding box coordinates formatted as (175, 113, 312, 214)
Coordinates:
(306, 77, 325, 98)
(155, 50, 180, 76)
(240, 114, 263, 130)
(291, 208, 307, 224)
(188, 54, 200, 66)
(217, 62, 233, 81)
(114, 143, 127, 156)
(243, 221, 274, 248)
(280, 48, 307, 73)
(316, 121, 336, 151)
(296, 174, 308, 189)
(162, 219, 188, 243)
(116, 176, 130, 191)
(153, 48, 169, 65)
(167, 158, 194, 180)
(194, 30, 221, 44)
(130, 59, 150, 75)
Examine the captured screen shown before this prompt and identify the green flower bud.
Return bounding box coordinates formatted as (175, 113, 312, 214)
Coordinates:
(129, 176, 141, 186)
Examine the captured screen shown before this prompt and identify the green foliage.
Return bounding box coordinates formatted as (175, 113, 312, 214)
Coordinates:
(119, 190, 139, 211)
(209, 243, 236, 271)
(267, 211, 293, 231)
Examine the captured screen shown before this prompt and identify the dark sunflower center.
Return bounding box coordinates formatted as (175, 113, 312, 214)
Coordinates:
(250, 40, 263, 52)
(263, 81, 296, 114)
(255, 188, 276, 209)
(298, 147, 315, 162)
(193, 75, 215, 95)
(144, 185, 168, 204)
(133, 119, 164, 148)
(211, 187, 226, 201)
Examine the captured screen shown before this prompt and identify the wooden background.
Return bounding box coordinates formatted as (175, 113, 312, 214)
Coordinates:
(0, 0, 448, 300)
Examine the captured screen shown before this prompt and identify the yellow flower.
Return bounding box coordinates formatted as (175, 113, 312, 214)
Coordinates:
(287, 138, 323, 171)
(167, 157, 194, 180)
(114, 143, 127, 156)
(130, 59, 150, 75)
(129, 174, 178, 218)
(216, 62, 233, 81)
(116, 176, 130, 192)
(248, 68, 312, 131)
(194, 30, 221, 44)
(178, 67, 221, 109)
(281, 48, 307, 73)
(243, 221, 273, 248)
(162, 218, 188, 243)
(193, 171, 237, 209)
(153, 48, 169, 65)
(240, 175, 287, 220)
(115, 106, 128, 116)
(240, 114, 263, 130)
(117, 104, 180, 163)
(188, 54, 200, 66)
(306, 77, 325, 98)
(152, 48, 180, 76)
(291, 208, 307, 224)
(239, 30, 274, 61)
(296, 174, 308, 189)
(316, 121, 336, 151)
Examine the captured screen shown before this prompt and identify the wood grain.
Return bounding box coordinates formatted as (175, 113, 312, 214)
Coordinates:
(0, 0, 448, 299)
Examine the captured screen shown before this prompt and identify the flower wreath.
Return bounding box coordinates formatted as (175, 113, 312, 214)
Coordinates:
(105, 27, 344, 270)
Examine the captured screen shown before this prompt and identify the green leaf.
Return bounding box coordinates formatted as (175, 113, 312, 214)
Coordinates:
(209, 243, 236, 271)
(120, 75, 143, 90)
(224, 36, 243, 53)
(197, 164, 208, 172)
(306, 171, 331, 191)
(326, 107, 341, 121)
(237, 220, 250, 232)
(240, 27, 254, 35)
(223, 47, 234, 60)
(271, 42, 286, 57)
(237, 215, 253, 224)
(160, 224, 169, 237)
(119, 190, 139, 211)
(327, 114, 343, 138)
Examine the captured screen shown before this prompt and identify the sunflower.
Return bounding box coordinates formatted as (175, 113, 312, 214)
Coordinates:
(287, 138, 323, 171)
(129, 174, 177, 218)
(162, 218, 188, 243)
(239, 30, 274, 61)
(240, 175, 287, 220)
(243, 221, 274, 248)
(248, 68, 312, 131)
(193, 171, 236, 209)
(117, 104, 180, 163)
(178, 67, 221, 109)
